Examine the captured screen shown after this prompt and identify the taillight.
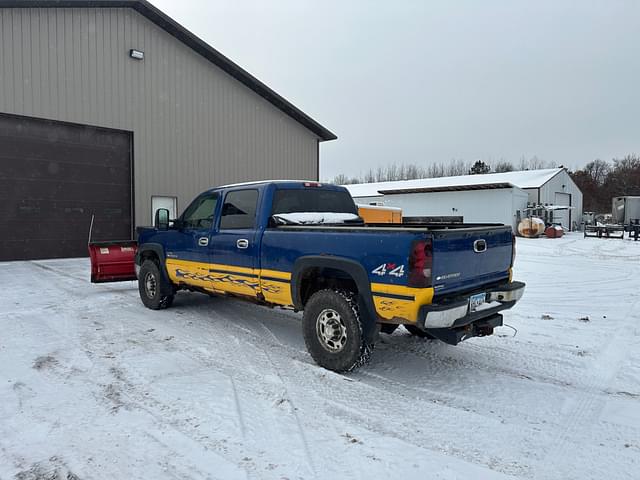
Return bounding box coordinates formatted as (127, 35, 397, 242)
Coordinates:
(511, 233, 517, 266)
(408, 239, 432, 288)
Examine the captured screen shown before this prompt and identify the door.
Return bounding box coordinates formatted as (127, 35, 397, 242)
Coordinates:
(151, 196, 177, 224)
(209, 189, 260, 298)
(553, 192, 571, 230)
(163, 193, 219, 290)
(0, 113, 132, 261)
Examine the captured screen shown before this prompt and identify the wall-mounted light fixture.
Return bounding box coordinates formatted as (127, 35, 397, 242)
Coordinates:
(129, 49, 144, 60)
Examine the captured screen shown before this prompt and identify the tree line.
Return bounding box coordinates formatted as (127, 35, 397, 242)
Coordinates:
(569, 154, 640, 213)
(330, 155, 556, 185)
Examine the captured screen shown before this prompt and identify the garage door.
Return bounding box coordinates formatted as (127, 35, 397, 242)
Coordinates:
(0, 113, 132, 261)
(554, 192, 571, 230)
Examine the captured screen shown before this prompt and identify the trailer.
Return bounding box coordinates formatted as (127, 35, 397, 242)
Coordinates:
(584, 224, 625, 239)
(612, 196, 640, 225)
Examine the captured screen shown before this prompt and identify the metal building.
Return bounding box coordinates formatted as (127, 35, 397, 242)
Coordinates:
(0, 0, 335, 261)
(345, 168, 583, 231)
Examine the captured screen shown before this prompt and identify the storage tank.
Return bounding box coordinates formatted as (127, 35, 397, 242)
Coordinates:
(545, 225, 564, 238)
(612, 196, 640, 224)
(517, 217, 546, 238)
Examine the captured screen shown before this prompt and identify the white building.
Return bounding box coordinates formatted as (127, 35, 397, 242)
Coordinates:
(345, 168, 583, 231)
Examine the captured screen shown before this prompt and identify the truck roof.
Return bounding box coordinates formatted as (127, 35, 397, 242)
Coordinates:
(202, 180, 348, 194)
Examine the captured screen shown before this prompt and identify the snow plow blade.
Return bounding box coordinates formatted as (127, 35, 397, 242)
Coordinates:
(88, 241, 138, 283)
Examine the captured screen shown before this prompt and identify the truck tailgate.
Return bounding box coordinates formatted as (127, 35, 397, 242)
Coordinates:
(431, 226, 512, 295)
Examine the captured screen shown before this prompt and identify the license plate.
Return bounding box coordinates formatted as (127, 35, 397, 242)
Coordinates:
(469, 293, 486, 311)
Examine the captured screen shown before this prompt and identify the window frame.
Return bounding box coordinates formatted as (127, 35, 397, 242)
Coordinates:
(179, 192, 220, 231)
(270, 188, 359, 216)
(219, 188, 260, 230)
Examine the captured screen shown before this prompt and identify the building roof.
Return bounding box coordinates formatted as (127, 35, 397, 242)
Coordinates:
(0, 0, 337, 142)
(344, 168, 564, 198)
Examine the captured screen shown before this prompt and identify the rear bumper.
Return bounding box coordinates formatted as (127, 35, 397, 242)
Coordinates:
(419, 281, 525, 330)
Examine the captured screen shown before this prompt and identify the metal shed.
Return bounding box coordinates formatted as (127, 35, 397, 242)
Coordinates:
(345, 168, 583, 231)
(0, 0, 335, 260)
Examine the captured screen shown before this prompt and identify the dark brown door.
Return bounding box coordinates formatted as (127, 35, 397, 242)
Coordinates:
(0, 113, 133, 261)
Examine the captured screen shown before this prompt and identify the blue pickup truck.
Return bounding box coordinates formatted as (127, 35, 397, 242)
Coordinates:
(130, 180, 524, 372)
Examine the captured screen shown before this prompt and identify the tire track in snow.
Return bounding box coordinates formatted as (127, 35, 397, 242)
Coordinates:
(218, 303, 538, 477)
(93, 301, 321, 479)
(533, 296, 640, 479)
(252, 320, 317, 477)
(229, 377, 247, 439)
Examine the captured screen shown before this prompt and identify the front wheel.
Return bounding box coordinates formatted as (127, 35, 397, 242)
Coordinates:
(302, 289, 373, 373)
(138, 260, 174, 310)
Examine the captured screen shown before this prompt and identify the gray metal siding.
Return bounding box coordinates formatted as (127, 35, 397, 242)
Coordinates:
(0, 7, 319, 224)
(539, 170, 583, 230)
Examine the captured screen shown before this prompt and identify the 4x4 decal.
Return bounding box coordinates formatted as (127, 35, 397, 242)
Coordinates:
(371, 263, 405, 278)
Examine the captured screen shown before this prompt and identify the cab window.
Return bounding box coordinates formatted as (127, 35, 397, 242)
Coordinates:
(220, 189, 259, 229)
(181, 193, 219, 230)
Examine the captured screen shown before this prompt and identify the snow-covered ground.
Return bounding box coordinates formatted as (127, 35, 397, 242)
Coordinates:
(1, 234, 639, 479)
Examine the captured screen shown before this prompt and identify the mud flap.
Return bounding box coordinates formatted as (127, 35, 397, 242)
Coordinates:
(358, 296, 380, 344)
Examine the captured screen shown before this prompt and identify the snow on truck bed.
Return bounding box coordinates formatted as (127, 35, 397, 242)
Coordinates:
(272, 212, 360, 224)
(1, 235, 639, 479)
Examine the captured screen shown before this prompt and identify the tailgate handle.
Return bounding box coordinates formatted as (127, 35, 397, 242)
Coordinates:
(473, 239, 487, 253)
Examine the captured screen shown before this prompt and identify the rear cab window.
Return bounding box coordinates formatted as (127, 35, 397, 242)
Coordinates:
(271, 188, 358, 215)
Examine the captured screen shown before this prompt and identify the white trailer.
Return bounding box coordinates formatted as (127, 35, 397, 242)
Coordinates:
(612, 196, 640, 224)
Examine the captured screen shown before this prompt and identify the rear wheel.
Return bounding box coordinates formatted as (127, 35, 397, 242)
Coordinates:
(138, 259, 174, 310)
(302, 289, 373, 372)
(404, 324, 436, 339)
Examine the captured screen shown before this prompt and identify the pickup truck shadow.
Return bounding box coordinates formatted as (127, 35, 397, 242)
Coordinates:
(168, 291, 534, 389)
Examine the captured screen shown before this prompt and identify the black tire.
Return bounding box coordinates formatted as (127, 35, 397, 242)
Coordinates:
(404, 324, 436, 339)
(380, 323, 399, 335)
(302, 289, 373, 373)
(138, 259, 174, 310)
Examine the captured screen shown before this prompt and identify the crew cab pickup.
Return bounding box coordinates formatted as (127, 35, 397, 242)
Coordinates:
(102, 181, 524, 372)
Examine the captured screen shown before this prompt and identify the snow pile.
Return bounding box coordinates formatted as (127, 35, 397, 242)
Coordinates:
(272, 212, 360, 224)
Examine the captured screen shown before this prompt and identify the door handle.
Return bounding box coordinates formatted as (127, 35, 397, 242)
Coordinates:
(198, 237, 209, 247)
(236, 239, 249, 249)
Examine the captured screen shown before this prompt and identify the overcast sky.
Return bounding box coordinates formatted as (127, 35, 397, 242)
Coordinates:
(152, 0, 639, 179)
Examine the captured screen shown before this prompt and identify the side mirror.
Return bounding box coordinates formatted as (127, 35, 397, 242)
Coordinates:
(154, 208, 170, 230)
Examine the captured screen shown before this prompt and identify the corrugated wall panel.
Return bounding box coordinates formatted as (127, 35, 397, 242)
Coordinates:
(542, 170, 584, 230)
(0, 7, 319, 226)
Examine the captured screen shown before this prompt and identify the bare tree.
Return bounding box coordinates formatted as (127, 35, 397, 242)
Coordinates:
(363, 168, 376, 183)
(332, 173, 349, 185)
(528, 155, 546, 170)
(405, 164, 419, 180)
(584, 159, 610, 186)
(494, 159, 514, 172)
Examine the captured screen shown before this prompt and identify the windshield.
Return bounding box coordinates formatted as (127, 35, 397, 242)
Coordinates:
(271, 189, 358, 215)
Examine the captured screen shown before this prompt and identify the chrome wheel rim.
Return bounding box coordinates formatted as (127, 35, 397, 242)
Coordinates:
(316, 308, 347, 353)
(144, 272, 157, 299)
